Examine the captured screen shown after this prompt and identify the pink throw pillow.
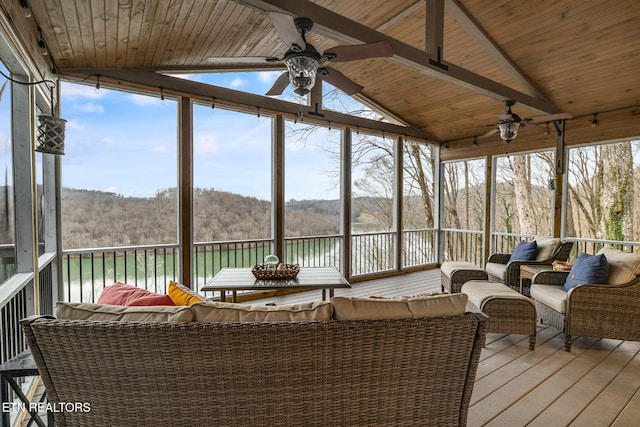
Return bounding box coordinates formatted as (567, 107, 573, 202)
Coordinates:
(97, 282, 176, 306)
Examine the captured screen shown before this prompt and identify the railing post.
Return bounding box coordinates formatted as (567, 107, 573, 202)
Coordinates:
(273, 115, 285, 262)
(178, 97, 193, 287)
(342, 128, 352, 279)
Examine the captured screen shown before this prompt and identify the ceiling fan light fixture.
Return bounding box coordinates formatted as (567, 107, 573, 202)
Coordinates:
(283, 50, 320, 96)
(497, 120, 520, 143)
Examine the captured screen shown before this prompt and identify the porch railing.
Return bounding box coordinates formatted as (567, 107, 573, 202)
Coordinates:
(491, 232, 538, 254)
(59, 230, 439, 300)
(351, 231, 396, 276)
(441, 228, 484, 266)
(0, 260, 55, 364)
(566, 237, 640, 257)
(284, 234, 342, 268)
(62, 244, 180, 303)
(402, 229, 437, 267)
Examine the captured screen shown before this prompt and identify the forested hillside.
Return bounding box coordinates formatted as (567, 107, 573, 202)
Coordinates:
(62, 188, 344, 249)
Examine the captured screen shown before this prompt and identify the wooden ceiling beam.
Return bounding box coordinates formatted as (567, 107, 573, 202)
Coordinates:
(445, 0, 547, 100)
(426, 0, 445, 58)
(60, 68, 430, 140)
(236, 0, 560, 114)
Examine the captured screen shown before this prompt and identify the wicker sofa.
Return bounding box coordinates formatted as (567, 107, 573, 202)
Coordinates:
(485, 237, 573, 296)
(22, 294, 487, 427)
(530, 246, 640, 351)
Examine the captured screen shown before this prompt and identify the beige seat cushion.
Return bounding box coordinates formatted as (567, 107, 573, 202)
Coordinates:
(191, 301, 333, 322)
(461, 280, 528, 308)
(597, 246, 640, 285)
(535, 237, 561, 261)
(330, 294, 468, 321)
(56, 302, 194, 322)
(530, 284, 568, 313)
(440, 261, 483, 277)
(485, 262, 506, 280)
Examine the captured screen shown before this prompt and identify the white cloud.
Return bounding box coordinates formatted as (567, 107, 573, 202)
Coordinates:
(286, 139, 306, 152)
(61, 82, 108, 99)
(65, 119, 85, 130)
(101, 137, 113, 145)
(151, 144, 167, 153)
(195, 133, 218, 154)
(74, 102, 104, 113)
(129, 94, 162, 106)
(229, 77, 247, 88)
(258, 71, 282, 83)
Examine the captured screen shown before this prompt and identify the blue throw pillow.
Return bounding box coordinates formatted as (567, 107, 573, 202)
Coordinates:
(509, 240, 538, 262)
(562, 252, 609, 292)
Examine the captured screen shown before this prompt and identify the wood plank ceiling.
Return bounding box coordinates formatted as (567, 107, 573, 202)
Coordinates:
(20, 0, 640, 145)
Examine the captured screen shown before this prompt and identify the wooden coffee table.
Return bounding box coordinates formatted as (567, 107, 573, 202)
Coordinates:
(201, 266, 351, 303)
(520, 265, 554, 294)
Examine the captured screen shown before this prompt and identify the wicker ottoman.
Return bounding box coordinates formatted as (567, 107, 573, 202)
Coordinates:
(440, 261, 489, 293)
(462, 280, 537, 350)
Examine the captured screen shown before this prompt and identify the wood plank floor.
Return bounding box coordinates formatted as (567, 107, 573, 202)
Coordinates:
(256, 269, 640, 427)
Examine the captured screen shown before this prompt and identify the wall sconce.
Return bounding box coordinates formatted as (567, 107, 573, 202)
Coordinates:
(35, 115, 66, 155)
(0, 69, 66, 155)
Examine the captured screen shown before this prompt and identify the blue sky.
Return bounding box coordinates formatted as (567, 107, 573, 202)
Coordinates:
(60, 71, 344, 201)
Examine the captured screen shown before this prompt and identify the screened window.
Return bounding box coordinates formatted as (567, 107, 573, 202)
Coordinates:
(493, 151, 555, 243)
(0, 64, 14, 286)
(284, 120, 342, 267)
(351, 132, 395, 275)
(192, 105, 272, 242)
(566, 139, 640, 249)
(441, 158, 486, 264)
(402, 139, 436, 267)
(61, 84, 178, 249)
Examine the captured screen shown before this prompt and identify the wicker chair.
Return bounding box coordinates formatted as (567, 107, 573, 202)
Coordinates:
(22, 313, 487, 427)
(485, 240, 573, 296)
(530, 247, 640, 352)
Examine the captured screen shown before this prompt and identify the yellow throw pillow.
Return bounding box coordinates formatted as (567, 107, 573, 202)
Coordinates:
(168, 281, 208, 306)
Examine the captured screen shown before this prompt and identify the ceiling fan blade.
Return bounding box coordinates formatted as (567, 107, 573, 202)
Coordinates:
(479, 128, 499, 139)
(206, 56, 280, 64)
(318, 68, 364, 95)
(525, 112, 573, 124)
(265, 11, 305, 51)
(521, 123, 549, 134)
(265, 72, 290, 96)
(323, 40, 393, 62)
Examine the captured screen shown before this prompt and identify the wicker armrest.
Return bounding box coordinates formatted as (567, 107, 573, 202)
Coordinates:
(487, 253, 511, 264)
(532, 271, 569, 286)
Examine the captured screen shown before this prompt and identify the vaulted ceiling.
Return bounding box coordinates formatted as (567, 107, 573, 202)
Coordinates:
(9, 0, 640, 149)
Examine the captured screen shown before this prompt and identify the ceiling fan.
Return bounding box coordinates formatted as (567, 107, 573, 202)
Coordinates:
(482, 100, 573, 143)
(207, 12, 393, 96)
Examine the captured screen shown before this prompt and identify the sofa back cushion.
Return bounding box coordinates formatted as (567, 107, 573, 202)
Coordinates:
(534, 237, 560, 261)
(97, 282, 176, 306)
(330, 293, 468, 321)
(191, 301, 333, 322)
(56, 302, 194, 322)
(509, 240, 538, 262)
(562, 252, 609, 291)
(597, 246, 640, 285)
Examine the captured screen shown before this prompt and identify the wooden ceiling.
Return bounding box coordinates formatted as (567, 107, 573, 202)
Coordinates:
(12, 0, 640, 147)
